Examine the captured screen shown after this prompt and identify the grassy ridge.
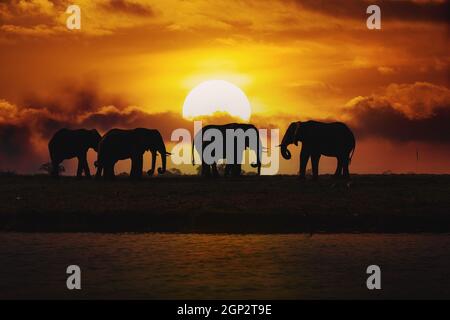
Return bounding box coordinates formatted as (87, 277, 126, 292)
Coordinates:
(0, 175, 449, 233)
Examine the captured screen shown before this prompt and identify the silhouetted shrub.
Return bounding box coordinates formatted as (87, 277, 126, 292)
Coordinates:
(0, 170, 17, 177)
(40, 162, 65, 175)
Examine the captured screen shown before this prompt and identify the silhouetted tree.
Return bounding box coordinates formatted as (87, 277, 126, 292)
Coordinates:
(40, 162, 65, 175)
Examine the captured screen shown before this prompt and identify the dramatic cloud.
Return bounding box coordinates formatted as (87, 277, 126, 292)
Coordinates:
(290, 0, 450, 23)
(0, 100, 56, 171)
(0, 0, 159, 37)
(0, 84, 246, 172)
(101, 0, 155, 17)
(3, 82, 188, 135)
(346, 82, 450, 143)
(0, 0, 61, 31)
(80, 107, 192, 138)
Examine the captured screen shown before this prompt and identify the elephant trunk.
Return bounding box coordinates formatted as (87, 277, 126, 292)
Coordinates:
(280, 130, 292, 160)
(280, 145, 292, 160)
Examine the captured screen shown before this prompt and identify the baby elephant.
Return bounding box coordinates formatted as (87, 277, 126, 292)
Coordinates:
(48, 128, 102, 178)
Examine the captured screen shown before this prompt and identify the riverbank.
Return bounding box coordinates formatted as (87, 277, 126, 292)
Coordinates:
(0, 175, 449, 233)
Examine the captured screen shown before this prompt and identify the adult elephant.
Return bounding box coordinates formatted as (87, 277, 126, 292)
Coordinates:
(48, 128, 102, 178)
(280, 121, 356, 180)
(95, 128, 168, 179)
(192, 123, 262, 177)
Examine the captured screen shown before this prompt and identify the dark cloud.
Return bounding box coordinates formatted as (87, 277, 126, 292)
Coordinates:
(347, 82, 450, 143)
(0, 123, 42, 171)
(80, 107, 193, 139)
(0, 123, 31, 158)
(290, 0, 450, 23)
(100, 0, 155, 17)
(0, 83, 195, 172)
(349, 103, 450, 143)
(22, 82, 129, 117)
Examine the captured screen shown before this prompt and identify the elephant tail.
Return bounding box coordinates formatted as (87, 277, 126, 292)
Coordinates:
(191, 139, 195, 166)
(349, 145, 356, 164)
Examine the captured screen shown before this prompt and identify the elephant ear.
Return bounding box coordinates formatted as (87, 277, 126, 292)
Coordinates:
(293, 122, 302, 146)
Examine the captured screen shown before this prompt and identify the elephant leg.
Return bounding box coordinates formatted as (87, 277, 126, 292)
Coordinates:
(148, 151, 157, 176)
(232, 164, 242, 177)
(334, 158, 343, 178)
(82, 156, 91, 178)
(95, 164, 103, 180)
(311, 153, 321, 180)
(211, 163, 219, 178)
(103, 164, 110, 179)
(342, 158, 350, 179)
(299, 148, 310, 179)
(132, 156, 143, 179)
(76, 157, 84, 178)
(201, 163, 211, 177)
(105, 163, 115, 180)
(51, 159, 61, 178)
(110, 164, 116, 179)
(224, 164, 231, 177)
(130, 159, 137, 178)
(130, 160, 138, 179)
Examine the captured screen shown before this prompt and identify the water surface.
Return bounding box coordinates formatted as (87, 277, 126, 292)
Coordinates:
(0, 233, 449, 299)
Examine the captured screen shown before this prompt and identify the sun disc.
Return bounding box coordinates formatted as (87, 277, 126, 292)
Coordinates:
(182, 80, 251, 120)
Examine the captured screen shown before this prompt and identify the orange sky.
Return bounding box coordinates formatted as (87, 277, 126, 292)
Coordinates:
(0, 0, 449, 174)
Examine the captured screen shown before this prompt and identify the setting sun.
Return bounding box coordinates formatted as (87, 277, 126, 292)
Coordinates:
(182, 80, 252, 121)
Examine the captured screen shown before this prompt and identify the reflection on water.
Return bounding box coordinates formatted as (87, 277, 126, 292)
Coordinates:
(0, 233, 449, 299)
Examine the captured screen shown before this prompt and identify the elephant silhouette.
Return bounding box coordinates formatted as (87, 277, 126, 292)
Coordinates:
(280, 121, 356, 180)
(95, 128, 168, 180)
(192, 123, 262, 177)
(48, 128, 102, 178)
